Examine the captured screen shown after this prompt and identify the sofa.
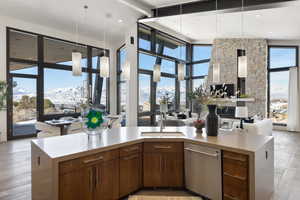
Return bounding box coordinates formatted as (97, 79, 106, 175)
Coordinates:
(231, 118, 273, 136)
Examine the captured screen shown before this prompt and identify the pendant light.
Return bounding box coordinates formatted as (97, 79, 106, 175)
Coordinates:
(122, 60, 131, 81)
(238, 0, 247, 78)
(72, 6, 86, 76)
(177, 4, 185, 81)
(153, 7, 161, 82)
(213, 0, 220, 83)
(153, 64, 161, 82)
(178, 62, 185, 81)
(100, 14, 110, 78)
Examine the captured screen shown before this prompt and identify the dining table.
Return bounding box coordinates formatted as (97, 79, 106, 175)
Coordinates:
(44, 119, 74, 135)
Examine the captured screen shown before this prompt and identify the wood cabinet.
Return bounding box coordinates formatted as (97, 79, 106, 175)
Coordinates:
(143, 142, 183, 188)
(223, 151, 249, 200)
(119, 144, 142, 198)
(59, 149, 119, 200)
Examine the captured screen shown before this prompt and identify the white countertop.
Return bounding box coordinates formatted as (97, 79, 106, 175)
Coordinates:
(31, 126, 273, 160)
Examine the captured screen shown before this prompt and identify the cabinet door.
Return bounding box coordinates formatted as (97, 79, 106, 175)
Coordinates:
(143, 153, 162, 187)
(162, 153, 183, 187)
(59, 170, 81, 200)
(94, 159, 119, 200)
(120, 153, 142, 198)
(59, 167, 93, 200)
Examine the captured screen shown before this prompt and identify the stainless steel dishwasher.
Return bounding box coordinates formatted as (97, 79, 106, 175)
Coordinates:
(184, 143, 222, 200)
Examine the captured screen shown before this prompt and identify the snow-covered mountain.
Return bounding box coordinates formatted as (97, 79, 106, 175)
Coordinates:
(13, 86, 107, 105)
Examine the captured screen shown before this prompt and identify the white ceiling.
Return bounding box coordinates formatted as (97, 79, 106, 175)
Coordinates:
(0, 0, 145, 44)
(141, 0, 201, 8)
(2, 0, 300, 45)
(142, 4, 300, 43)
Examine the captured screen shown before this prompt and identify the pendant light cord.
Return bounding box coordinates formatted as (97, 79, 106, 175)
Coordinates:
(180, 4, 182, 60)
(241, 0, 245, 51)
(215, 0, 218, 63)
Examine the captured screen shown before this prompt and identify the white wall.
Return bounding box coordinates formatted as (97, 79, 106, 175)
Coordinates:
(125, 25, 138, 126)
(0, 15, 120, 142)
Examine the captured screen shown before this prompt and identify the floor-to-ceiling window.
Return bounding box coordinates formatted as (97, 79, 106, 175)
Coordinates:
(137, 24, 187, 126)
(268, 46, 298, 125)
(7, 28, 109, 139)
(191, 45, 212, 90)
(117, 45, 126, 114)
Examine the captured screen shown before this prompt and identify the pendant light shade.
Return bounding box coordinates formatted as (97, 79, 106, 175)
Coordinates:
(153, 64, 161, 82)
(212, 63, 220, 83)
(72, 52, 82, 76)
(122, 60, 131, 81)
(100, 56, 110, 78)
(178, 62, 185, 81)
(238, 55, 247, 78)
(235, 106, 248, 118)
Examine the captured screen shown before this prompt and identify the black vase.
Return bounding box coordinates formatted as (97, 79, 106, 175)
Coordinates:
(206, 104, 219, 136)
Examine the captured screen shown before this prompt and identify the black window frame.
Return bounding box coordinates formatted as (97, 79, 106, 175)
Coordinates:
(267, 45, 299, 126)
(117, 44, 126, 114)
(137, 23, 189, 126)
(6, 27, 110, 140)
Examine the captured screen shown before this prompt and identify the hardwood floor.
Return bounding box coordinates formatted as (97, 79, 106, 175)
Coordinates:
(0, 131, 300, 200)
(0, 139, 31, 200)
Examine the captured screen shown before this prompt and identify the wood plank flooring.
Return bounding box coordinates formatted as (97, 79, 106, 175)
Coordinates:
(0, 131, 300, 200)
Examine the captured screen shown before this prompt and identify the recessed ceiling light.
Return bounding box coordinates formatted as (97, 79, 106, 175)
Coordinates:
(118, 19, 123, 23)
(269, 31, 273, 34)
(255, 14, 261, 18)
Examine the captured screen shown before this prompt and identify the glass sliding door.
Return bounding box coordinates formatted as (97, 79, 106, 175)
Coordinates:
(138, 74, 152, 126)
(11, 77, 37, 138)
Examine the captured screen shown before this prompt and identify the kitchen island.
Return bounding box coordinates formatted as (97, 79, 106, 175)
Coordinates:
(31, 126, 274, 200)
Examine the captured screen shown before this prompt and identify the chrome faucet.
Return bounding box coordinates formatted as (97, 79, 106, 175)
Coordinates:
(160, 112, 166, 132)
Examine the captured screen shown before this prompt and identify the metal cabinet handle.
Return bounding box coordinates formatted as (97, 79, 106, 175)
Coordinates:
(154, 145, 172, 149)
(94, 167, 98, 187)
(223, 154, 247, 162)
(184, 148, 219, 157)
(122, 154, 139, 160)
(83, 156, 104, 164)
(89, 168, 93, 192)
(160, 155, 162, 173)
(224, 172, 246, 181)
(124, 146, 139, 152)
(96, 166, 101, 186)
(224, 194, 240, 200)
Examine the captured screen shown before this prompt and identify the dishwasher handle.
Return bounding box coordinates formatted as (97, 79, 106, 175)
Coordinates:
(184, 147, 219, 158)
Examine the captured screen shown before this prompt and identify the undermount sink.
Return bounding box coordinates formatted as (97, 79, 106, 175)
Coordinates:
(141, 131, 185, 137)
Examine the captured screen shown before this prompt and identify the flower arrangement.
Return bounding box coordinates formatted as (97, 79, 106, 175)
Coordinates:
(193, 119, 205, 133)
(159, 92, 171, 105)
(189, 83, 229, 106)
(86, 109, 104, 129)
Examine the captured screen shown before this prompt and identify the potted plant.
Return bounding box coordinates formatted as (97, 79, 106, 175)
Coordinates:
(159, 93, 171, 114)
(0, 81, 7, 111)
(0, 81, 7, 140)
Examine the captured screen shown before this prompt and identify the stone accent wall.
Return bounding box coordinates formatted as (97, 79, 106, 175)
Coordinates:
(207, 38, 268, 117)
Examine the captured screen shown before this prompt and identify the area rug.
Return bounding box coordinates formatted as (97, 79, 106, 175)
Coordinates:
(128, 196, 203, 200)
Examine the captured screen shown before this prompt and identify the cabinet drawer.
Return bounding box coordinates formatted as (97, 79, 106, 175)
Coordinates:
(59, 158, 81, 175)
(120, 143, 142, 157)
(223, 151, 248, 163)
(80, 149, 119, 165)
(223, 158, 248, 181)
(144, 142, 183, 153)
(224, 175, 248, 200)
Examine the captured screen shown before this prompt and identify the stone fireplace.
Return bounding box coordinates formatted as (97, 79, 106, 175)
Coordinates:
(207, 38, 268, 117)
